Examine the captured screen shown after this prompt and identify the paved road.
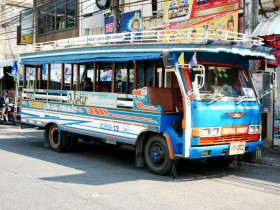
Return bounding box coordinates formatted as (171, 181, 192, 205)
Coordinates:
(0, 124, 280, 210)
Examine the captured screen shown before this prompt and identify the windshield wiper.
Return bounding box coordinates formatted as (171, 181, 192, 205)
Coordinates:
(208, 94, 225, 104)
(237, 96, 248, 104)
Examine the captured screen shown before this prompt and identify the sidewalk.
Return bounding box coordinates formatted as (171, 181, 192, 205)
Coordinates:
(254, 146, 280, 167)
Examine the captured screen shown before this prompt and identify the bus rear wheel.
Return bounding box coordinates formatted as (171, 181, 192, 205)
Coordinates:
(144, 135, 173, 175)
(206, 156, 234, 168)
(48, 124, 69, 152)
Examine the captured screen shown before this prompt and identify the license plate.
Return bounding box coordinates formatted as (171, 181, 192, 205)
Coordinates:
(229, 141, 246, 155)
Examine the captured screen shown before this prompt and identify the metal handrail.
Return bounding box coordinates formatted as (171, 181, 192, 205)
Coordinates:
(19, 28, 265, 54)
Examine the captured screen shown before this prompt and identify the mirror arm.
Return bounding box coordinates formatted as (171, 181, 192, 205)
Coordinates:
(258, 87, 274, 100)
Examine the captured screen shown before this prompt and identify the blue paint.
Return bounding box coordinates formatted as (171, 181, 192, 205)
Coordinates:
(191, 101, 261, 127)
(189, 141, 263, 159)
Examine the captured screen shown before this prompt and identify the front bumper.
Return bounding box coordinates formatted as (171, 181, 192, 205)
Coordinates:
(188, 141, 263, 159)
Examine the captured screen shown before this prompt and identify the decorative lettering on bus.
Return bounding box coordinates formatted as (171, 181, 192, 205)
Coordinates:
(43, 103, 78, 113)
(100, 123, 119, 132)
(221, 126, 248, 136)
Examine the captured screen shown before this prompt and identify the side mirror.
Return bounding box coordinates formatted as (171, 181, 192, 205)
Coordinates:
(250, 70, 276, 100)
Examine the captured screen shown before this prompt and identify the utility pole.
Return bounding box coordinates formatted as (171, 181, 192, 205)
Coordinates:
(244, 0, 258, 37)
(111, 0, 120, 33)
(245, 0, 258, 72)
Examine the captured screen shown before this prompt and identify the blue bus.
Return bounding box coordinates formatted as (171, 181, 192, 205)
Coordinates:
(19, 29, 275, 175)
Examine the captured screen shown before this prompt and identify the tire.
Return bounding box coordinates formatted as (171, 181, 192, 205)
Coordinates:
(66, 136, 78, 151)
(206, 156, 234, 168)
(10, 115, 15, 126)
(48, 124, 69, 152)
(144, 134, 173, 175)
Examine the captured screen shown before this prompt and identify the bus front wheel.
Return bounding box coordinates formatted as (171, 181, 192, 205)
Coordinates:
(206, 156, 234, 168)
(48, 124, 69, 152)
(144, 135, 173, 175)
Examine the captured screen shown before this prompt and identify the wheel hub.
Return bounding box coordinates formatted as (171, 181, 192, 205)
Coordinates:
(151, 144, 164, 163)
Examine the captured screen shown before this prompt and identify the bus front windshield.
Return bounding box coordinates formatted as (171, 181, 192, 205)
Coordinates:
(191, 65, 256, 101)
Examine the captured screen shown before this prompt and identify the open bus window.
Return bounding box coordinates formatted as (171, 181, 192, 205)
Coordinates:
(191, 66, 256, 101)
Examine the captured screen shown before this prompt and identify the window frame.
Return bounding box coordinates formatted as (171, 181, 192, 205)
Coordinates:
(37, 0, 77, 35)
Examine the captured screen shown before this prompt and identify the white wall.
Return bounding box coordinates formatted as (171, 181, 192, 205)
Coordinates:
(0, 0, 33, 60)
(80, 0, 105, 36)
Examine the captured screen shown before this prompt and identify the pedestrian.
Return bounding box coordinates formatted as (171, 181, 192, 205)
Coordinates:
(0, 90, 11, 121)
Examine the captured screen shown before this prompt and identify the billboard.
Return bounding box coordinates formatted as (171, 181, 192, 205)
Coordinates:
(163, 0, 240, 36)
(19, 8, 34, 44)
(164, 0, 240, 23)
(105, 10, 142, 34)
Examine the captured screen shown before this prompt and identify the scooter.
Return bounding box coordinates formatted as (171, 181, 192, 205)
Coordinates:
(0, 103, 16, 125)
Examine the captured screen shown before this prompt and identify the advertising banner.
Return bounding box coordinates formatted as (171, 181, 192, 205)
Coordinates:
(120, 10, 142, 33)
(163, 11, 238, 39)
(67, 91, 117, 108)
(105, 10, 142, 34)
(164, 0, 240, 23)
(163, 0, 240, 39)
(20, 8, 34, 44)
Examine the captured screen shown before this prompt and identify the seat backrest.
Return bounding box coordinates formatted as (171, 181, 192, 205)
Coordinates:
(171, 88, 183, 112)
(148, 87, 174, 112)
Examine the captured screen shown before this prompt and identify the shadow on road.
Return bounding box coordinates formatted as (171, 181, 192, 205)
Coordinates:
(0, 126, 279, 187)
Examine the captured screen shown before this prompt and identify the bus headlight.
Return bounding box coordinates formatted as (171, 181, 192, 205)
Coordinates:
(249, 126, 255, 133)
(249, 125, 261, 134)
(211, 128, 219, 136)
(202, 128, 210, 136)
(192, 127, 221, 137)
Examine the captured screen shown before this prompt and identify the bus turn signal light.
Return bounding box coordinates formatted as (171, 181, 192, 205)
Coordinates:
(182, 119, 186, 130)
(192, 128, 201, 137)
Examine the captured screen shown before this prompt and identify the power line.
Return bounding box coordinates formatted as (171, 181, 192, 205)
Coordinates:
(1, 0, 162, 40)
(0, 0, 91, 33)
(0, 0, 33, 22)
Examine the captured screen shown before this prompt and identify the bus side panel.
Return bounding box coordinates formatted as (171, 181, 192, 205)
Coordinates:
(21, 100, 162, 145)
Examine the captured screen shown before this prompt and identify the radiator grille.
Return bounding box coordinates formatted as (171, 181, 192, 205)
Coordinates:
(199, 134, 260, 146)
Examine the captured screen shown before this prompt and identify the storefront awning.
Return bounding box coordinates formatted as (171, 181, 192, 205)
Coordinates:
(252, 11, 280, 37)
(252, 11, 280, 66)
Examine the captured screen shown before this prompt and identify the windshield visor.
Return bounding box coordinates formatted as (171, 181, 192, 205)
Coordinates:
(191, 66, 256, 101)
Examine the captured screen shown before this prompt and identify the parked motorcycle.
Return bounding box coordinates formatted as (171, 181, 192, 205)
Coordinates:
(0, 103, 16, 125)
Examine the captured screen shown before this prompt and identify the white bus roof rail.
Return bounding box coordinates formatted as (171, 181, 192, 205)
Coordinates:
(19, 29, 265, 54)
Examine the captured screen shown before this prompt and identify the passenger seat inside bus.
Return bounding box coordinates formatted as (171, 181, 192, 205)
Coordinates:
(148, 87, 183, 114)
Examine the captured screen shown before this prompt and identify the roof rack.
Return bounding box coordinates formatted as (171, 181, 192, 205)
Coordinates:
(19, 28, 265, 54)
